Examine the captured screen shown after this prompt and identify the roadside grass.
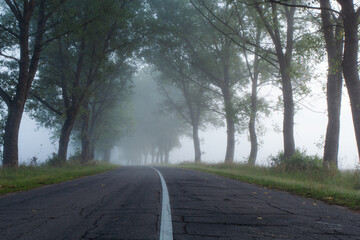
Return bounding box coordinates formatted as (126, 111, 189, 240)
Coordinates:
(0, 161, 118, 196)
(178, 162, 360, 211)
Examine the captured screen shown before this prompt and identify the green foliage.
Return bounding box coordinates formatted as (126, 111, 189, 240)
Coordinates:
(43, 153, 63, 167)
(269, 149, 322, 173)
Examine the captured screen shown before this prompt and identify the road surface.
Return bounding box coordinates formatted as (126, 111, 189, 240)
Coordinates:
(1, 166, 360, 239)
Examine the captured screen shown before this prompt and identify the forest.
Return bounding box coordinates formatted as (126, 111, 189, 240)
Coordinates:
(0, 0, 359, 171)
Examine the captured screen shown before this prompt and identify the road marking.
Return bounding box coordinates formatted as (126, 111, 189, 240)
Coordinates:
(151, 167, 173, 240)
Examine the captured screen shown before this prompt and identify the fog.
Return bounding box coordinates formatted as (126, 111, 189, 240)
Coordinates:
(18, 74, 358, 169)
(2, 0, 360, 170)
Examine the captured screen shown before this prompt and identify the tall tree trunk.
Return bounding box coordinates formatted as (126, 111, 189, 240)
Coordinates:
(192, 124, 201, 163)
(247, 30, 261, 166)
(144, 152, 148, 165)
(81, 102, 90, 163)
(151, 146, 155, 164)
(254, 0, 296, 159)
(58, 109, 78, 163)
(323, 72, 342, 167)
(320, 0, 343, 168)
(156, 149, 160, 164)
(280, 60, 296, 158)
(3, 102, 24, 167)
(88, 104, 97, 160)
(90, 143, 95, 160)
(337, 1, 360, 160)
(165, 148, 170, 164)
(222, 87, 235, 163)
(248, 87, 258, 165)
(103, 148, 111, 162)
(160, 151, 164, 164)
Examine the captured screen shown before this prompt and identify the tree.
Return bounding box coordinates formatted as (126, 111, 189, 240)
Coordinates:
(80, 60, 133, 162)
(156, 70, 219, 163)
(0, 0, 66, 167)
(29, 0, 141, 163)
(334, 0, 360, 161)
(319, 0, 343, 168)
(120, 68, 186, 165)
(252, 0, 298, 159)
(145, 30, 221, 163)
(174, 1, 245, 163)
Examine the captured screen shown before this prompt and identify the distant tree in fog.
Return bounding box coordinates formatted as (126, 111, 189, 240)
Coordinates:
(119, 68, 187, 165)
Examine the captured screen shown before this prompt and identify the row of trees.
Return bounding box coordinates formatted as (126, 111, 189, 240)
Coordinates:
(142, 0, 360, 169)
(0, 0, 147, 167)
(119, 69, 186, 165)
(1, 0, 360, 168)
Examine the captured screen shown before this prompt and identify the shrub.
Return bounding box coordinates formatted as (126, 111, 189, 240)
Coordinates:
(353, 165, 360, 190)
(68, 149, 82, 163)
(43, 153, 62, 167)
(269, 149, 322, 173)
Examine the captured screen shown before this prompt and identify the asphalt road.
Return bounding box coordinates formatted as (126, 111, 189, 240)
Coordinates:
(1, 166, 360, 240)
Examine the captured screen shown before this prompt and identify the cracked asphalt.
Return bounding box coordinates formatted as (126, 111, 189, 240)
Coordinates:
(1, 166, 360, 239)
(0, 167, 160, 240)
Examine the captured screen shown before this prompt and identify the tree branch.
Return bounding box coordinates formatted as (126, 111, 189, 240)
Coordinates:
(4, 0, 22, 20)
(268, 0, 342, 16)
(0, 51, 20, 62)
(190, 0, 279, 69)
(0, 24, 19, 38)
(0, 87, 12, 107)
(30, 90, 63, 116)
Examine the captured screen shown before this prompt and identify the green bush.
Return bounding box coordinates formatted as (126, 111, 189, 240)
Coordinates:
(269, 149, 322, 173)
(68, 149, 82, 162)
(43, 153, 62, 167)
(353, 165, 360, 190)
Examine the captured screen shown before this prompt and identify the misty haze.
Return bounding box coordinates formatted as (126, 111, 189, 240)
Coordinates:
(1, 0, 360, 239)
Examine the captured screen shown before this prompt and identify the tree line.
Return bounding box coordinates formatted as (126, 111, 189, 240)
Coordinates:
(0, 0, 359, 169)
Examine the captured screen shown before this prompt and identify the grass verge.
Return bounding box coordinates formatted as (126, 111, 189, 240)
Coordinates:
(0, 161, 118, 196)
(178, 163, 360, 211)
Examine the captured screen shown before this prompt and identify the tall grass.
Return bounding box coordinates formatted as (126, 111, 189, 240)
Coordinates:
(0, 160, 118, 195)
(179, 150, 360, 211)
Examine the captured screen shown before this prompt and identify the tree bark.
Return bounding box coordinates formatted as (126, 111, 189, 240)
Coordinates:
(336, 1, 360, 160)
(254, 0, 296, 159)
(247, 29, 261, 166)
(165, 148, 169, 164)
(280, 59, 296, 158)
(58, 108, 78, 163)
(103, 148, 111, 162)
(248, 83, 258, 165)
(320, 0, 343, 168)
(151, 146, 155, 164)
(3, 102, 24, 167)
(144, 152, 148, 165)
(81, 102, 91, 164)
(192, 124, 201, 163)
(2, 2, 46, 167)
(222, 87, 235, 163)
